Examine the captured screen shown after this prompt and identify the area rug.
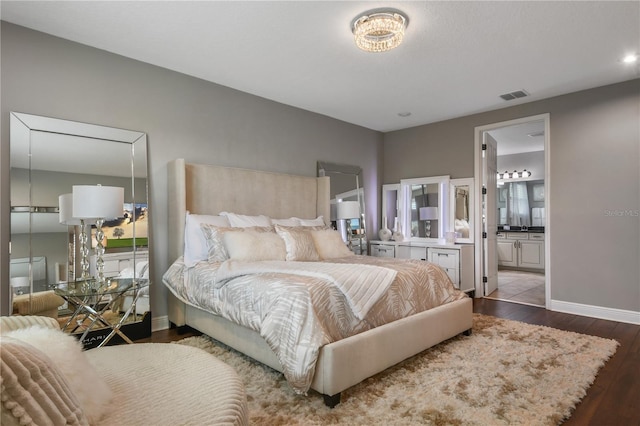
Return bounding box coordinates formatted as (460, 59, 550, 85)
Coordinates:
(176, 314, 618, 425)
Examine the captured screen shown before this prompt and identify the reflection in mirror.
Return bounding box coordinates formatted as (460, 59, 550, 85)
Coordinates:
(497, 179, 545, 228)
(9, 113, 149, 330)
(381, 184, 399, 238)
(450, 178, 474, 243)
(400, 176, 449, 241)
(317, 161, 367, 254)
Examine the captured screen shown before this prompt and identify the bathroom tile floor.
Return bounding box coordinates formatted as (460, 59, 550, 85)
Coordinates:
(486, 269, 545, 307)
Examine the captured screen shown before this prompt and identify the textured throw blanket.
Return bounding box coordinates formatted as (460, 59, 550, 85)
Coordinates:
(163, 255, 466, 394)
(216, 260, 397, 320)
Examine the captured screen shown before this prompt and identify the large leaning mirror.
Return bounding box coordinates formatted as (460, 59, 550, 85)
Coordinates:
(9, 112, 149, 340)
(317, 161, 367, 255)
(450, 178, 475, 243)
(399, 176, 450, 241)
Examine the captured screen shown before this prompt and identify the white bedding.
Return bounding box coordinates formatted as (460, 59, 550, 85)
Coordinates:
(162, 255, 466, 394)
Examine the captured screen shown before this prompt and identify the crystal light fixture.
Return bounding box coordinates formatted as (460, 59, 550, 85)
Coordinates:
(352, 11, 407, 53)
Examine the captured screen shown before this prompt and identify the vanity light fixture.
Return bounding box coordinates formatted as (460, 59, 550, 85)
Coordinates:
(352, 10, 408, 53)
(497, 170, 531, 180)
(72, 185, 124, 285)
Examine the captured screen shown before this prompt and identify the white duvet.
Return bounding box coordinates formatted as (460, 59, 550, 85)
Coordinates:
(163, 256, 466, 394)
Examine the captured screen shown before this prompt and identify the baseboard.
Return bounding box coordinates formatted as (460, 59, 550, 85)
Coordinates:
(551, 300, 640, 325)
(152, 314, 170, 332)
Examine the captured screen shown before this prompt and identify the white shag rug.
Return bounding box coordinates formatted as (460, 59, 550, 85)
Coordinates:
(176, 314, 618, 425)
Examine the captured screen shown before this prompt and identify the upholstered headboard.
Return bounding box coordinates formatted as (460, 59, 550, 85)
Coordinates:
(167, 159, 330, 262)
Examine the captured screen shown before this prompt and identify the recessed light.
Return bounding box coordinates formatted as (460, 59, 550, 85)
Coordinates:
(398, 112, 411, 117)
(622, 54, 639, 64)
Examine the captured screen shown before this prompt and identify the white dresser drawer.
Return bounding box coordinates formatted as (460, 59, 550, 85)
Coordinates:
(428, 248, 459, 269)
(371, 244, 395, 258)
(529, 233, 545, 240)
(409, 246, 428, 261)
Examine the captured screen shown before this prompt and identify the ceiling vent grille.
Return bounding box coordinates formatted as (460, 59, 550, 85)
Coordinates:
(499, 90, 529, 101)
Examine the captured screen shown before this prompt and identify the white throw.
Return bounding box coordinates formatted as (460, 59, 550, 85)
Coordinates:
(216, 260, 397, 320)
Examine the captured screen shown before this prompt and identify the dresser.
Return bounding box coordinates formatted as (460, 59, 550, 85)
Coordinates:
(370, 240, 475, 293)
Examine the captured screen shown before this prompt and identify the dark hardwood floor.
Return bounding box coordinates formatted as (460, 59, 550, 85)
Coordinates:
(139, 299, 639, 425)
(473, 298, 640, 426)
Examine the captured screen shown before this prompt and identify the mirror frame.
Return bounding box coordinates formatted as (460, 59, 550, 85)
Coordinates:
(449, 178, 475, 243)
(399, 175, 450, 241)
(9, 112, 148, 313)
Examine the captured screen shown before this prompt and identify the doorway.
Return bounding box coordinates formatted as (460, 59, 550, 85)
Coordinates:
(473, 114, 550, 308)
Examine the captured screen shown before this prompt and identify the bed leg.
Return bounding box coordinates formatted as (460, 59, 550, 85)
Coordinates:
(463, 328, 472, 336)
(323, 393, 341, 408)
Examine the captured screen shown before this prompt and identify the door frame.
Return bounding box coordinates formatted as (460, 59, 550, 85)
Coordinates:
(473, 113, 551, 308)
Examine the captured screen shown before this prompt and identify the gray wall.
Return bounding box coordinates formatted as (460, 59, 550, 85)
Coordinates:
(0, 22, 383, 317)
(385, 79, 640, 313)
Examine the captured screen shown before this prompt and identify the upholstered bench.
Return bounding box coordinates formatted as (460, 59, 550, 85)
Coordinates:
(0, 316, 248, 425)
(11, 290, 65, 318)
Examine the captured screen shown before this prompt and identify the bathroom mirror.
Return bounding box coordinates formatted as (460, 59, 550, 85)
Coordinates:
(399, 176, 449, 241)
(450, 178, 474, 243)
(317, 161, 367, 254)
(9, 112, 149, 321)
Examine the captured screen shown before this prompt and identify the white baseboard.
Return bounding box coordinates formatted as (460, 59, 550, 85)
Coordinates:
(550, 300, 640, 325)
(152, 315, 170, 332)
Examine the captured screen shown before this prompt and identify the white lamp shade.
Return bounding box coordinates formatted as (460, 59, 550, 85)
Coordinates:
(59, 193, 83, 225)
(336, 201, 360, 220)
(419, 206, 439, 221)
(72, 185, 124, 220)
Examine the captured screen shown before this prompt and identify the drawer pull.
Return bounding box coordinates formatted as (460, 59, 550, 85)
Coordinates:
(438, 253, 449, 257)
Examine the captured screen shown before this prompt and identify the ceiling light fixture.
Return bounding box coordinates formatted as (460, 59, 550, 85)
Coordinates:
(352, 11, 408, 53)
(622, 54, 639, 64)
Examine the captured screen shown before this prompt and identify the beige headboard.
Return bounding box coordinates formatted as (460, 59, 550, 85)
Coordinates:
(167, 159, 330, 262)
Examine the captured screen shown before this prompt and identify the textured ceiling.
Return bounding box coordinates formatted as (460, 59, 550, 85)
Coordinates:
(1, 1, 639, 133)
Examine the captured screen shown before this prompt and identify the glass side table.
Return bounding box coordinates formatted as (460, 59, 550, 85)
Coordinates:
(53, 278, 150, 348)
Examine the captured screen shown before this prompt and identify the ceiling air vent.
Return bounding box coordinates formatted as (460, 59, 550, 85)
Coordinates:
(499, 90, 529, 101)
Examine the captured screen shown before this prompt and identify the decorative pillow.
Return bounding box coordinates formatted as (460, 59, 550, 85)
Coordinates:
(184, 212, 230, 267)
(0, 336, 88, 426)
(312, 229, 355, 259)
(274, 225, 320, 261)
(271, 217, 301, 227)
(201, 224, 274, 262)
(5, 326, 113, 425)
(296, 216, 326, 227)
(224, 231, 286, 261)
(220, 212, 272, 227)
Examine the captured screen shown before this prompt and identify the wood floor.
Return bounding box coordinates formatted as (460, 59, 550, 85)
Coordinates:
(140, 299, 640, 425)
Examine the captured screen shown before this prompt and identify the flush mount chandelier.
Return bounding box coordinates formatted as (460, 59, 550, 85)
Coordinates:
(352, 11, 408, 53)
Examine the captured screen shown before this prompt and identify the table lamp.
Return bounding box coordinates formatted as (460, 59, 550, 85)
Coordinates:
(419, 206, 438, 238)
(337, 201, 361, 246)
(72, 185, 124, 284)
(59, 193, 97, 280)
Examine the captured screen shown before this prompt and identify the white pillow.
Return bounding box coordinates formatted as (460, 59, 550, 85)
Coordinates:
(224, 231, 286, 261)
(220, 212, 272, 227)
(271, 217, 301, 227)
(184, 212, 230, 267)
(5, 326, 113, 424)
(296, 216, 326, 227)
(312, 229, 355, 259)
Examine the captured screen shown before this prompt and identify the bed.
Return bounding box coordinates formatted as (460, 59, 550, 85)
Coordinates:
(164, 158, 473, 407)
